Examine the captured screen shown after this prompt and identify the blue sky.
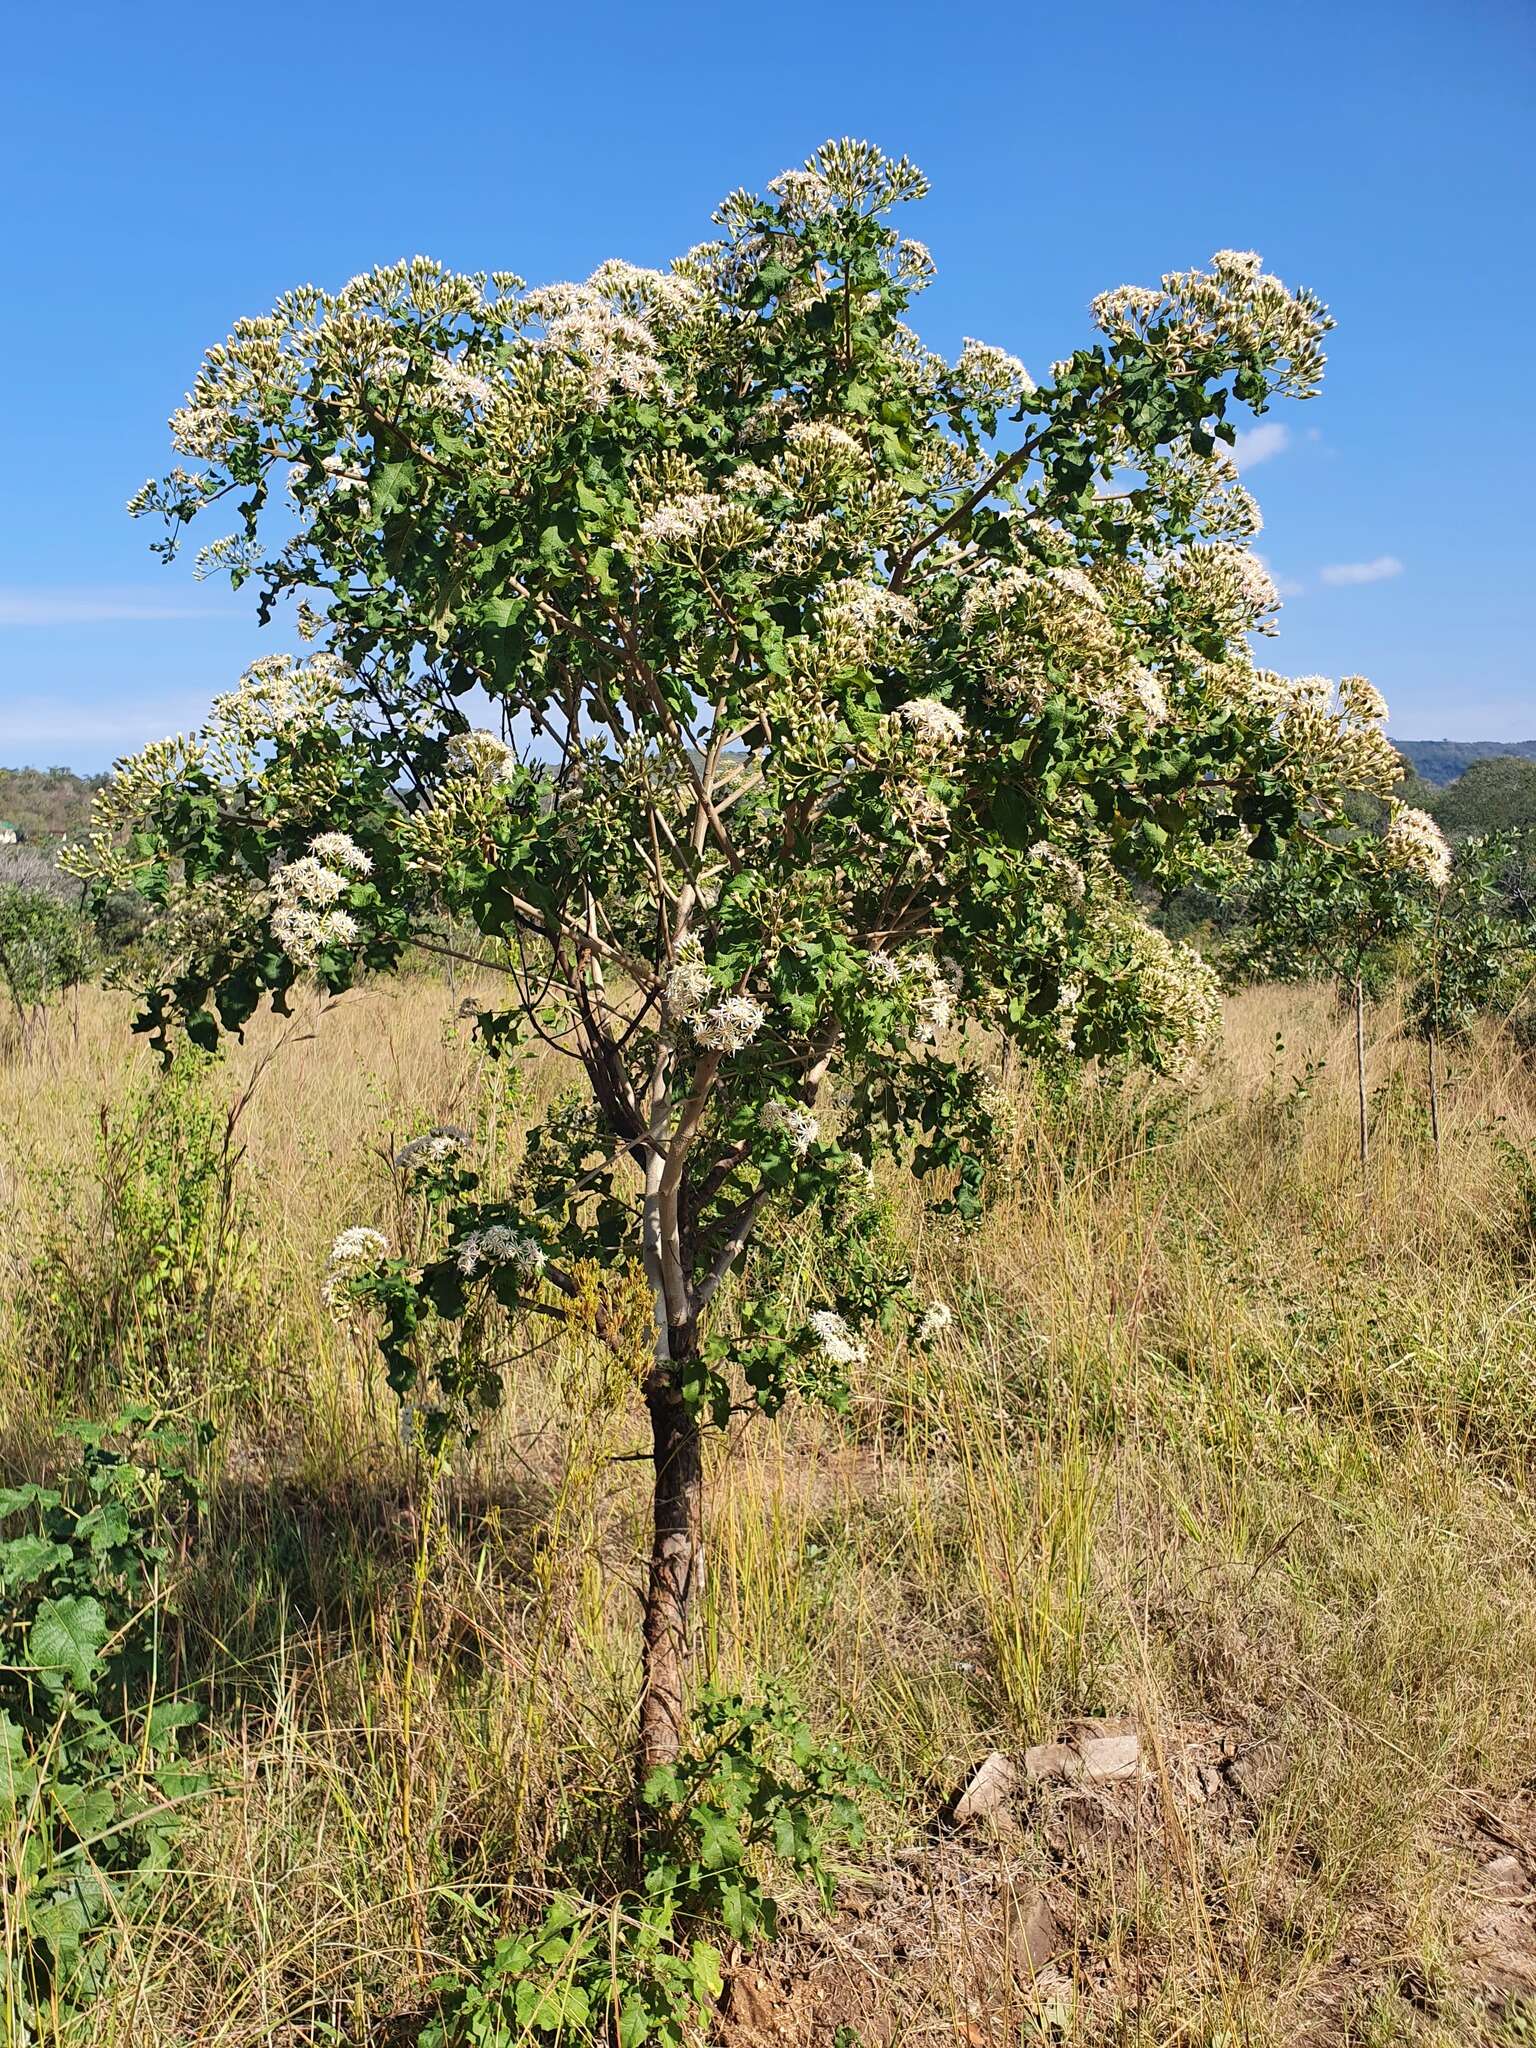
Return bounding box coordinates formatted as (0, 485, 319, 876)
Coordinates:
(1, 0, 1530, 770)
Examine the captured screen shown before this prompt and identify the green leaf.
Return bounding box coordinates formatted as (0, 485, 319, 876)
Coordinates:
(371, 458, 417, 516)
(0, 1483, 54, 1517)
(0, 1532, 69, 1587)
(56, 1780, 117, 1840)
(27, 1595, 108, 1691)
(689, 1941, 724, 2004)
(147, 1699, 202, 1743)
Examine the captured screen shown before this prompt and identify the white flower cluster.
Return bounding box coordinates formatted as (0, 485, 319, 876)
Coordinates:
(193, 533, 265, 581)
(636, 492, 763, 556)
(526, 282, 672, 409)
(1123, 919, 1222, 1059)
(695, 994, 766, 1053)
(1027, 841, 1088, 903)
(583, 258, 701, 323)
(865, 950, 959, 1041)
(913, 956, 958, 1040)
(1125, 667, 1170, 725)
(427, 355, 498, 411)
(393, 1126, 471, 1180)
(60, 734, 206, 885)
(169, 401, 231, 461)
(1142, 445, 1262, 545)
(1091, 249, 1333, 401)
(456, 1226, 545, 1282)
(766, 166, 838, 221)
(781, 421, 866, 493)
(445, 729, 516, 783)
(1383, 804, 1452, 889)
(1338, 674, 1388, 726)
(308, 831, 372, 874)
(894, 785, 952, 842)
(955, 338, 1034, 408)
(323, 1226, 390, 1307)
(269, 832, 371, 967)
(808, 1308, 867, 1368)
(1164, 542, 1280, 636)
(914, 1299, 953, 1345)
(823, 579, 918, 650)
(206, 654, 349, 755)
(957, 557, 1153, 721)
(759, 1098, 820, 1154)
(960, 561, 1105, 632)
(785, 419, 862, 460)
(663, 933, 715, 1021)
(897, 237, 935, 284)
(1234, 669, 1400, 798)
(892, 696, 966, 759)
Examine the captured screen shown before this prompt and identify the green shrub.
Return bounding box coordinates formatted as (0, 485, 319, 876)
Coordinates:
(25, 1055, 258, 1408)
(0, 886, 93, 1055)
(0, 1407, 210, 2040)
(423, 1685, 878, 2046)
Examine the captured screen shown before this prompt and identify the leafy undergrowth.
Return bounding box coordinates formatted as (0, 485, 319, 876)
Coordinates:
(1, 980, 1533, 2045)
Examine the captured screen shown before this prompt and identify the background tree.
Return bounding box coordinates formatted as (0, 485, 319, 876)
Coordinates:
(70, 139, 1394, 1780)
(1245, 802, 1452, 1168)
(0, 883, 93, 1056)
(1406, 830, 1536, 1149)
(1425, 755, 1536, 839)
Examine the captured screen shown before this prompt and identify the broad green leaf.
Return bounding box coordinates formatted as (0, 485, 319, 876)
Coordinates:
(27, 1595, 108, 1691)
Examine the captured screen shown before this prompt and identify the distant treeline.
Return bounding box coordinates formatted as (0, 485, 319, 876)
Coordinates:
(1393, 738, 1536, 786)
(0, 765, 107, 842)
(1395, 752, 1536, 836)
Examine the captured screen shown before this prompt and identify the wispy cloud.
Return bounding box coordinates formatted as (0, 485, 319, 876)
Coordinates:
(0, 695, 218, 766)
(1231, 421, 1290, 470)
(0, 586, 228, 626)
(1319, 555, 1404, 587)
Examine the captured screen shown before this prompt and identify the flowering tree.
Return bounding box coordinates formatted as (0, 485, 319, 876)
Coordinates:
(1245, 800, 1452, 1167)
(70, 140, 1398, 1777)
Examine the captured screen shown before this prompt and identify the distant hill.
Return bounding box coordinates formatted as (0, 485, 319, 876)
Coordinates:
(0, 766, 106, 842)
(1392, 739, 1536, 786)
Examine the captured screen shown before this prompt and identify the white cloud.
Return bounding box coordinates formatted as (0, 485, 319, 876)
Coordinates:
(0, 586, 227, 626)
(1319, 556, 1404, 587)
(1231, 421, 1290, 470)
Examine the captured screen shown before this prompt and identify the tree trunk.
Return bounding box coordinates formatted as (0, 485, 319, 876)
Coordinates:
(637, 1342, 704, 1784)
(1353, 975, 1369, 1177)
(1427, 1029, 1441, 1159)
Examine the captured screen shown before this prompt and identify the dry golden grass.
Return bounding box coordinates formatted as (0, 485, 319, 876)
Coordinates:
(2, 977, 1534, 2044)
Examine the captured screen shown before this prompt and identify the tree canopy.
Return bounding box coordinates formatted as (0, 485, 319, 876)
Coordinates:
(70, 138, 1401, 1767)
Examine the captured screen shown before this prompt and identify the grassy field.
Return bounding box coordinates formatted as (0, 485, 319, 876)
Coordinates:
(2, 978, 1534, 2045)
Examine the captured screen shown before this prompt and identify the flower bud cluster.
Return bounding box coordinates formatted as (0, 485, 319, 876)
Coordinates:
(1092, 249, 1333, 401)
(1383, 804, 1452, 890)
